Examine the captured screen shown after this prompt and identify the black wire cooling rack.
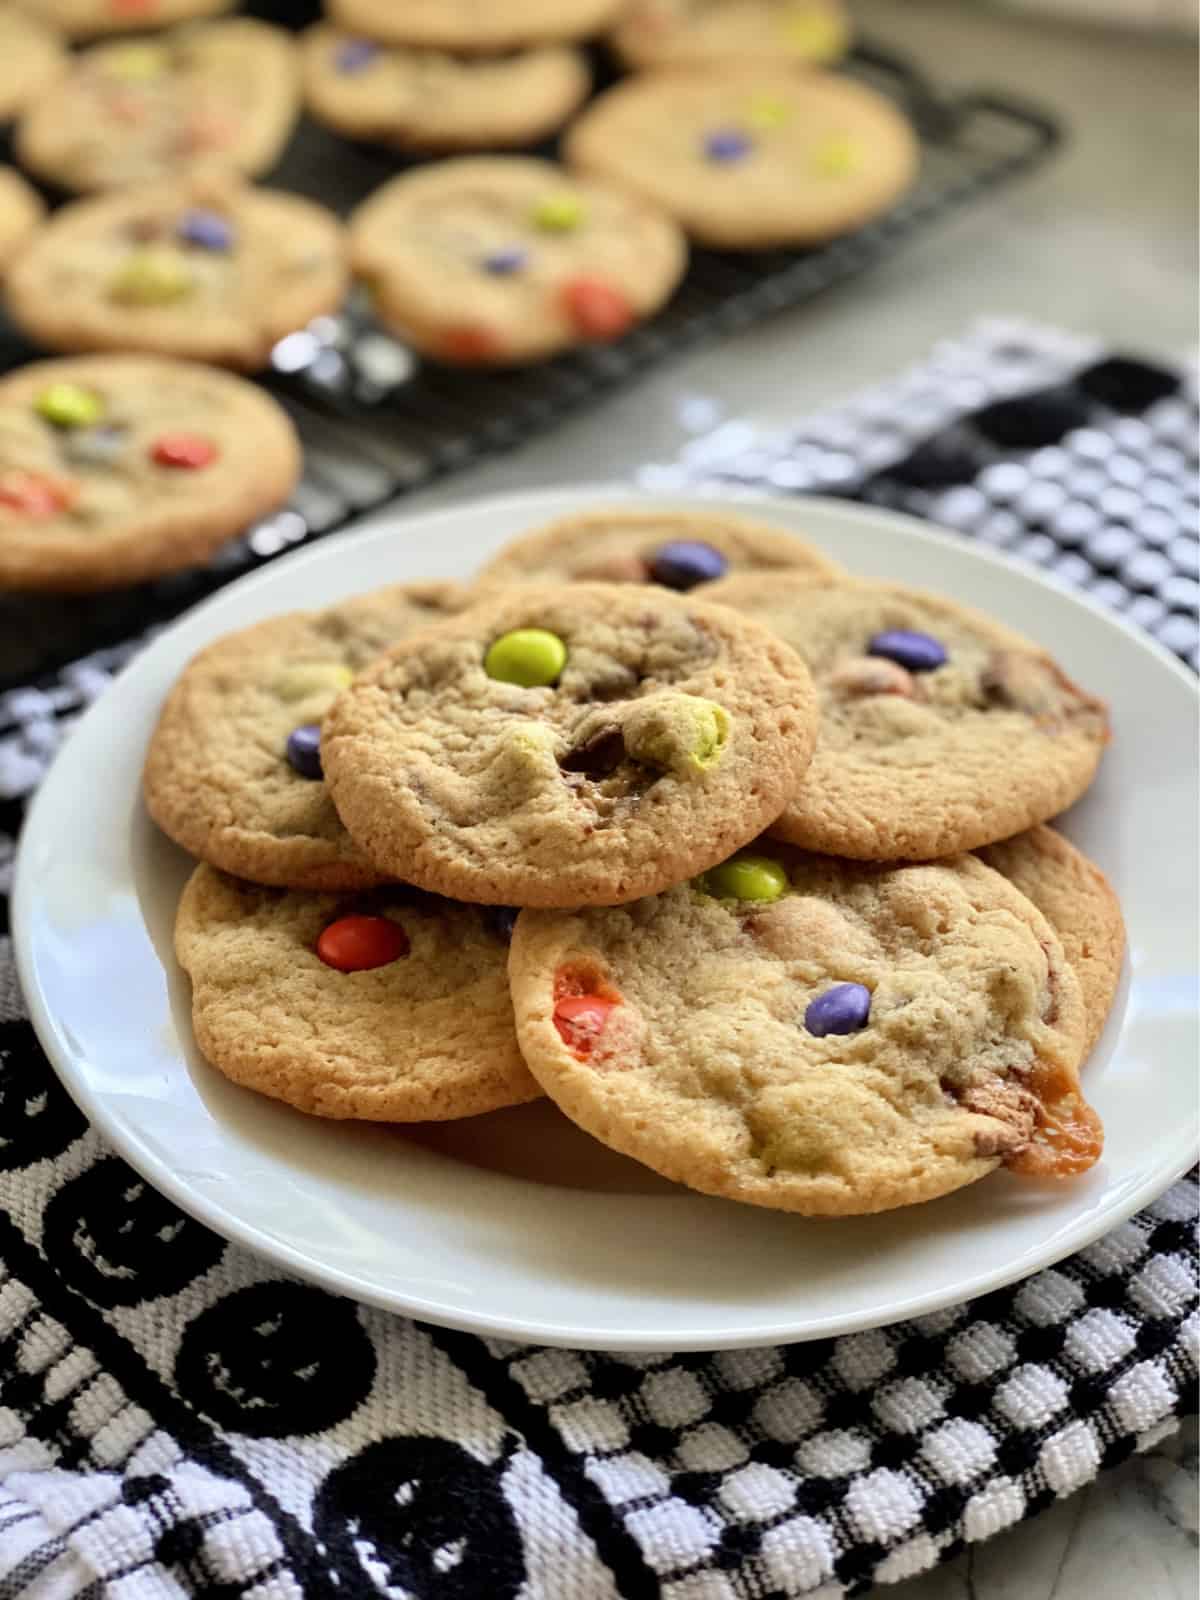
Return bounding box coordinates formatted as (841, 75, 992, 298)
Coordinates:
(0, 36, 1062, 690)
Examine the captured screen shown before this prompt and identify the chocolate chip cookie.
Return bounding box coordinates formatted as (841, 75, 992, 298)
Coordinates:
(477, 506, 841, 590)
(611, 0, 851, 70)
(348, 157, 687, 365)
(16, 20, 300, 193)
(144, 582, 473, 888)
(6, 176, 347, 370)
(176, 864, 538, 1121)
(565, 68, 918, 249)
(321, 582, 818, 906)
(302, 25, 590, 152)
(708, 572, 1110, 859)
(0, 355, 299, 591)
(979, 825, 1125, 1056)
(509, 844, 1100, 1215)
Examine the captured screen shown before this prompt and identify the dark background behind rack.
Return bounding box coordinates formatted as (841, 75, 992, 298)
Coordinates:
(0, 6, 1062, 690)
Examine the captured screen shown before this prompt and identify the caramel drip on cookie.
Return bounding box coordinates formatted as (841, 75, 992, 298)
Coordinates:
(1005, 1060, 1103, 1178)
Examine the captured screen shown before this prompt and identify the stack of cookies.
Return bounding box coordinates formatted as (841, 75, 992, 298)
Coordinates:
(148, 505, 1123, 1218)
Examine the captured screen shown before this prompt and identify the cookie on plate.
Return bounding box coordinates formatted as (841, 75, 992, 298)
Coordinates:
(509, 845, 1101, 1216)
(302, 25, 590, 152)
(477, 506, 840, 590)
(26, 0, 233, 41)
(0, 166, 44, 273)
(144, 582, 473, 888)
(348, 157, 687, 366)
(565, 69, 918, 250)
(176, 864, 539, 1120)
(6, 176, 347, 370)
(611, 0, 850, 70)
(16, 20, 300, 193)
(321, 582, 818, 906)
(979, 825, 1125, 1056)
(708, 572, 1110, 860)
(0, 354, 299, 591)
(326, 0, 628, 52)
(0, 5, 66, 122)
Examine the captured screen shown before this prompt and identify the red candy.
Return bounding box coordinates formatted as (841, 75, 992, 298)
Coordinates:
(560, 278, 634, 340)
(552, 966, 621, 1058)
(316, 915, 410, 973)
(0, 471, 77, 518)
(554, 995, 616, 1055)
(111, 0, 155, 12)
(151, 433, 217, 470)
(440, 324, 502, 363)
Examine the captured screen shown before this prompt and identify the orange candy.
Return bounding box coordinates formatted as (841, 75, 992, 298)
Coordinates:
(0, 471, 78, 518)
(560, 277, 633, 340)
(552, 965, 622, 1057)
(316, 915, 410, 973)
(441, 325, 502, 364)
(553, 995, 616, 1056)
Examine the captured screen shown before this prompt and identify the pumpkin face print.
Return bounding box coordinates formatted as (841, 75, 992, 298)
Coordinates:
(41, 1155, 225, 1307)
(174, 1281, 376, 1437)
(0, 1021, 86, 1171)
(315, 1436, 525, 1600)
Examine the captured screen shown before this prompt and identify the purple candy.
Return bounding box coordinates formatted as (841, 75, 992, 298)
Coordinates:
(177, 209, 234, 252)
(286, 723, 323, 780)
(482, 246, 528, 276)
(703, 128, 754, 163)
(648, 540, 729, 590)
(867, 629, 948, 672)
(335, 38, 379, 73)
(804, 982, 871, 1037)
(64, 424, 126, 466)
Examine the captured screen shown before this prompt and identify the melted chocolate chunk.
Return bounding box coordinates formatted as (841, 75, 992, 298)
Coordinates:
(560, 726, 627, 778)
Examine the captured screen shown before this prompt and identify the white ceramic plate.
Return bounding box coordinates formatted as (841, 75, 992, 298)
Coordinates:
(14, 488, 1199, 1350)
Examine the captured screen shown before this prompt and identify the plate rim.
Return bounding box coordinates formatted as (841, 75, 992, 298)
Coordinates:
(13, 484, 1200, 1350)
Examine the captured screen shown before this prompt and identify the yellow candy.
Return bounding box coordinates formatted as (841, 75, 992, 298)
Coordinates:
(272, 662, 354, 703)
(108, 248, 194, 306)
(746, 95, 791, 132)
(35, 383, 104, 429)
(623, 695, 729, 775)
(781, 7, 844, 57)
(105, 44, 169, 82)
(812, 134, 861, 176)
(532, 194, 585, 233)
(689, 701, 730, 769)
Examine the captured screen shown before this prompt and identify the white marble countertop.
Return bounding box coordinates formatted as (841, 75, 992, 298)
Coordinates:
(381, 3, 1197, 1593)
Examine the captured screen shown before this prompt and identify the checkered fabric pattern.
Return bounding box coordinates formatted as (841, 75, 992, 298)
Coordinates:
(0, 321, 1195, 1599)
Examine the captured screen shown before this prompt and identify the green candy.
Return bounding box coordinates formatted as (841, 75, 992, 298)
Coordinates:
(484, 628, 567, 688)
(35, 383, 104, 429)
(532, 193, 585, 233)
(109, 248, 194, 306)
(702, 852, 789, 903)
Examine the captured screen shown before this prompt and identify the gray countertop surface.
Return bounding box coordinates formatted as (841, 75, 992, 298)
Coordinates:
(384, 6, 1198, 1596)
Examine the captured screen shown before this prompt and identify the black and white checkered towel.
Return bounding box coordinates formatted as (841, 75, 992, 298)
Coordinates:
(0, 321, 1194, 1599)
